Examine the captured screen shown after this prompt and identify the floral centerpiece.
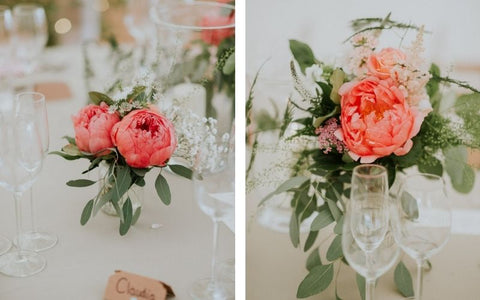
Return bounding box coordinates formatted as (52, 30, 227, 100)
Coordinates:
(53, 73, 228, 235)
(255, 14, 480, 298)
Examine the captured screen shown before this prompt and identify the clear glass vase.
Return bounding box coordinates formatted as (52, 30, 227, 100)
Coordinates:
(98, 162, 143, 218)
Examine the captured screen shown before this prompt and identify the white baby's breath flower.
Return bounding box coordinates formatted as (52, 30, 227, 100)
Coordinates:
(305, 64, 324, 82)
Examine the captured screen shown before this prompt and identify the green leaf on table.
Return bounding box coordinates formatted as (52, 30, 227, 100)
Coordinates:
(66, 179, 96, 187)
(304, 230, 319, 252)
(119, 198, 133, 236)
(444, 146, 475, 194)
(310, 206, 334, 231)
(333, 215, 344, 235)
(89, 91, 114, 105)
(80, 199, 94, 226)
(296, 264, 334, 298)
(401, 191, 419, 220)
(289, 39, 315, 74)
(306, 247, 321, 271)
(259, 176, 309, 207)
(131, 206, 142, 225)
(356, 273, 366, 300)
(326, 235, 343, 261)
(289, 213, 300, 248)
(168, 164, 193, 180)
(155, 173, 171, 205)
(394, 261, 414, 297)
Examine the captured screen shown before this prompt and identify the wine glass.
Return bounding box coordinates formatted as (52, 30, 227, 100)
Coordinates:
(0, 108, 46, 277)
(190, 132, 235, 299)
(11, 4, 48, 74)
(391, 173, 451, 300)
(0, 6, 12, 71)
(15, 92, 57, 252)
(348, 164, 390, 300)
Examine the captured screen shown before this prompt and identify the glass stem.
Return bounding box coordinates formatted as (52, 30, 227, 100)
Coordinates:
(416, 259, 425, 300)
(30, 187, 37, 232)
(366, 278, 376, 300)
(14, 192, 24, 255)
(211, 219, 220, 285)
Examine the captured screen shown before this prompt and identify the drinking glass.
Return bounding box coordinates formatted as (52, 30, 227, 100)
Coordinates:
(151, 1, 235, 133)
(11, 4, 48, 74)
(190, 132, 235, 299)
(15, 92, 57, 251)
(124, 0, 156, 47)
(348, 164, 390, 300)
(391, 173, 451, 300)
(0, 109, 46, 277)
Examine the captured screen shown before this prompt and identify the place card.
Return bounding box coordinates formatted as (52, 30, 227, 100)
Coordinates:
(34, 81, 72, 101)
(104, 270, 175, 300)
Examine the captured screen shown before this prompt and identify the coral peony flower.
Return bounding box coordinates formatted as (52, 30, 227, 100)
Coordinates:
(336, 77, 425, 163)
(200, 13, 235, 46)
(367, 48, 406, 80)
(72, 102, 120, 156)
(111, 109, 176, 168)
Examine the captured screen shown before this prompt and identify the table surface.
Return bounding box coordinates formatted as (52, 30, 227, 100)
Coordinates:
(0, 45, 234, 299)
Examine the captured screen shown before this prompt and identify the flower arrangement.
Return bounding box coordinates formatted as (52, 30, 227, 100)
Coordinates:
(257, 14, 480, 298)
(52, 78, 228, 236)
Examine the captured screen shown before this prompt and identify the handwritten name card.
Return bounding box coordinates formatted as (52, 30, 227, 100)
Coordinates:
(104, 270, 175, 300)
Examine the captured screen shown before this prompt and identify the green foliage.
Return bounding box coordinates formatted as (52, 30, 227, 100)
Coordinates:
(155, 173, 171, 205)
(326, 235, 343, 261)
(297, 264, 334, 298)
(168, 165, 193, 180)
(80, 199, 94, 226)
(289, 40, 316, 74)
(455, 93, 480, 147)
(394, 261, 414, 297)
(444, 146, 475, 193)
(356, 273, 366, 300)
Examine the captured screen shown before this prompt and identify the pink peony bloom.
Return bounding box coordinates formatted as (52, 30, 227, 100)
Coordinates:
(72, 102, 120, 156)
(200, 13, 235, 46)
(111, 109, 177, 168)
(367, 48, 406, 80)
(336, 77, 424, 163)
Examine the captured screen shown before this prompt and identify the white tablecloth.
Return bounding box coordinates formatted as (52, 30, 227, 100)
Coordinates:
(0, 45, 234, 299)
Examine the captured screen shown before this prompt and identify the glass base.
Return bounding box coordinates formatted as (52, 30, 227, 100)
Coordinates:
(15, 231, 58, 252)
(0, 250, 46, 277)
(189, 278, 234, 300)
(0, 235, 12, 255)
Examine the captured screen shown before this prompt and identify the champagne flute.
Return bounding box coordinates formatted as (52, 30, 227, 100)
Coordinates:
(391, 173, 451, 300)
(11, 4, 48, 74)
(190, 132, 235, 300)
(0, 109, 46, 277)
(15, 92, 57, 252)
(0, 6, 13, 255)
(348, 164, 390, 300)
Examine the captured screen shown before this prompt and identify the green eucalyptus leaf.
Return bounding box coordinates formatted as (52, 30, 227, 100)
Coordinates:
(169, 164, 193, 180)
(304, 230, 319, 252)
(49, 151, 82, 160)
(62, 135, 76, 145)
(289, 213, 300, 248)
(89, 91, 114, 105)
(132, 206, 142, 225)
(119, 198, 133, 236)
(296, 264, 334, 298)
(131, 168, 149, 177)
(394, 261, 414, 297)
(401, 191, 419, 220)
(66, 179, 96, 187)
(444, 146, 475, 194)
(334, 215, 344, 235)
(326, 199, 342, 221)
(329, 68, 345, 104)
(418, 156, 443, 177)
(259, 176, 309, 207)
(356, 273, 366, 300)
(112, 166, 132, 203)
(326, 235, 343, 261)
(310, 207, 334, 231)
(289, 39, 316, 74)
(155, 173, 171, 205)
(306, 247, 321, 271)
(80, 199, 94, 226)
(62, 144, 82, 156)
(93, 188, 112, 217)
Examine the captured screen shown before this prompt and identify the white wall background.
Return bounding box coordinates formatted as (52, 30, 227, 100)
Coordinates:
(246, 0, 480, 86)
